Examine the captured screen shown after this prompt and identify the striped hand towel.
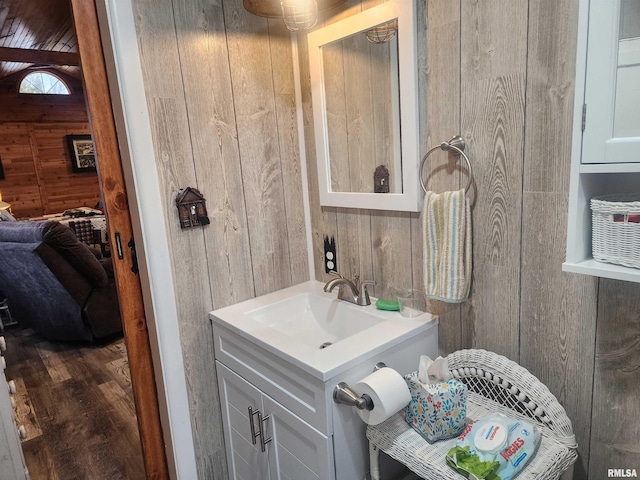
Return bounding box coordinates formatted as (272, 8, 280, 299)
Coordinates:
(422, 189, 472, 303)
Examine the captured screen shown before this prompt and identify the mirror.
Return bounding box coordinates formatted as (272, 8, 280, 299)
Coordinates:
(613, 0, 640, 137)
(308, 0, 419, 211)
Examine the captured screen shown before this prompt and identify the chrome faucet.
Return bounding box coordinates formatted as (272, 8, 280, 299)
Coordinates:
(323, 273, 374, 306)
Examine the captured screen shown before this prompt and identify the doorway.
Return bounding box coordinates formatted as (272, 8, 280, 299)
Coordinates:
(0, 0, 169, 477)
(69, 0, 170, 477)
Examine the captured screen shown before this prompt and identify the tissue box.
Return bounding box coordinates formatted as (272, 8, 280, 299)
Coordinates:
(404, 373, 467, 443)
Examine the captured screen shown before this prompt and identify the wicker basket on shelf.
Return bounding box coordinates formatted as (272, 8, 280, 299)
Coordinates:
(591, 193, 640, 269)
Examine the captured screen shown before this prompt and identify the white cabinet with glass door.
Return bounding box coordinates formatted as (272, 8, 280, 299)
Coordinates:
(564, 0, 640, 282)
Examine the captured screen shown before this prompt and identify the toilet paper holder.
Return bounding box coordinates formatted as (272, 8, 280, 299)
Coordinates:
(333, 362, 386, 410)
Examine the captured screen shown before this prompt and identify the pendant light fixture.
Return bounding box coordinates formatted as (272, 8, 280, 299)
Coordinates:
(280, 0, 318, 32)
(365, 19, 398, 44)
(243, 0, 346, 31)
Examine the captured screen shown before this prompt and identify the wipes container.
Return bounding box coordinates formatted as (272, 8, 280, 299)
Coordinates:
(446, 412, 541, 480)
(404, 373, 468, 443)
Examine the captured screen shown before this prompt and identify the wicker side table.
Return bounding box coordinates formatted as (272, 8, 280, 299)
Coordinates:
(366, 349, 578, 480)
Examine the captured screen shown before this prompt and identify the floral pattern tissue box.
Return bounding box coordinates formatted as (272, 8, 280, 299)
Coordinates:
(404, 373, 468, 443)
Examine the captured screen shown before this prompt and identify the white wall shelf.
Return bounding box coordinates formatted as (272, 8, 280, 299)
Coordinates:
(563, 258, 640, 283)
(579, 162, 640, 173)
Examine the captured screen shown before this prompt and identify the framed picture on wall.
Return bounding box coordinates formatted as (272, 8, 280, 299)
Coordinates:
(66, 134, 97, 173)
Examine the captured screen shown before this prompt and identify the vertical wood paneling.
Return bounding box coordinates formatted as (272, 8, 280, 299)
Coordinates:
(520, 194, 597, 476)
(522, 0, 578, 194)
(268, 18, 310, 285)
(297, 30, 338, 280)
(323, 40, 350, 192)
(408, 0, 427, 317)
(335, 208, 374, 284)
(371, 210, 412, 300)
(370, 39, 397, 191)
(343, 32, 375, 193)
(133, 0, 309, 476)
(126, 0, 640, 477)
(171, 0, 254, 309)
(589, 280, 640, 478)
(133, 0, 222, 477)
(519, 0, 597, 475)
(224, 0, 293, 296)
(421, 0, 464, 355)
(460, 0, 527, 360)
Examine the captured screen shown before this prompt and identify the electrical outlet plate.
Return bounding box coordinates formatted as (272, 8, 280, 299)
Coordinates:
(323, 236, 337, 273)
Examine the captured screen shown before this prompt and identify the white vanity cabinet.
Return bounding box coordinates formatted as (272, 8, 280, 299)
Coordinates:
(217, 362, 333, 480)
(212, 305, 438, 480)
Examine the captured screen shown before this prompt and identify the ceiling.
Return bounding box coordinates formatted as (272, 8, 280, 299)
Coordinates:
(0, 0, 80, 80)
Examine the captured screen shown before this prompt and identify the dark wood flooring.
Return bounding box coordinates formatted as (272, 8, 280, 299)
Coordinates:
(3, 327, 145, 480)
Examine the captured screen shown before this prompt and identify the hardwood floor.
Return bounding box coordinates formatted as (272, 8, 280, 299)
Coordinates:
(3, 327, 145, 480)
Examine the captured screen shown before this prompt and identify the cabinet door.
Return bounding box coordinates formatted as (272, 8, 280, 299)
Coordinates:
(217, 362, 270, 480)
(583, 0, 640, 163)
(263, 395, 334, 480)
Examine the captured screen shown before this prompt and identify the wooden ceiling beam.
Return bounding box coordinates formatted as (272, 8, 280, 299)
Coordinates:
(0, 46, 80, 66)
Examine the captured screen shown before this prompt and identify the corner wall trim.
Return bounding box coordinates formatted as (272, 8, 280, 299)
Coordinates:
(292, 34, 315, 280)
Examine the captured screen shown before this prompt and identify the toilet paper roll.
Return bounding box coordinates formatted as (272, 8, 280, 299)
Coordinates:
(353, 367, 411, 425)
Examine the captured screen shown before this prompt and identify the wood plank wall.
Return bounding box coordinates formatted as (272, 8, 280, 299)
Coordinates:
(129, 0, 640, 477)
(0, 99, 100, 218)
(300, 0, 637, 478)
(130, 0, 307, 477)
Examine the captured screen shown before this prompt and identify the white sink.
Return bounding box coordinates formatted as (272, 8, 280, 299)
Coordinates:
(210, 280, 438, 380)
(245, 292, 386, 348)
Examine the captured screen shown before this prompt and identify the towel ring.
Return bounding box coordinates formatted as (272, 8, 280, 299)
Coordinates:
(419, 135, 473, 194)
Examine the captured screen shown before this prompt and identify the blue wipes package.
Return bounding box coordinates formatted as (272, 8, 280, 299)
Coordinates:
(446, 412, 541, 480)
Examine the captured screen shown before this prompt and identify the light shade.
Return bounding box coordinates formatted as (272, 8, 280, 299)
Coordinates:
(243, 0, 345, 19)
(281, 0, 317, 31)
(0, 200, 10, 211)
(365, 19, 398, 44)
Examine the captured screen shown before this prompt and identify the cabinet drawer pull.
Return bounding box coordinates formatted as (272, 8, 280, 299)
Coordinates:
(248, 406, 260, 446)
(257, 411, 272, 453)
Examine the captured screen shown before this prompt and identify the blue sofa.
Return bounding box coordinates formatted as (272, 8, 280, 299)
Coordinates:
(0, 220, 122, 342)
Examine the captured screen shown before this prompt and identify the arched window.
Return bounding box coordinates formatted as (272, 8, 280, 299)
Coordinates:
(19, 71, 70, 95)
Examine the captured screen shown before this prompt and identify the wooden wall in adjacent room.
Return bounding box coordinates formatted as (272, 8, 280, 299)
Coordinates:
(130, 0, 308, 476)
(299, 0, 637, 478)
(0, 91, 100, 218)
